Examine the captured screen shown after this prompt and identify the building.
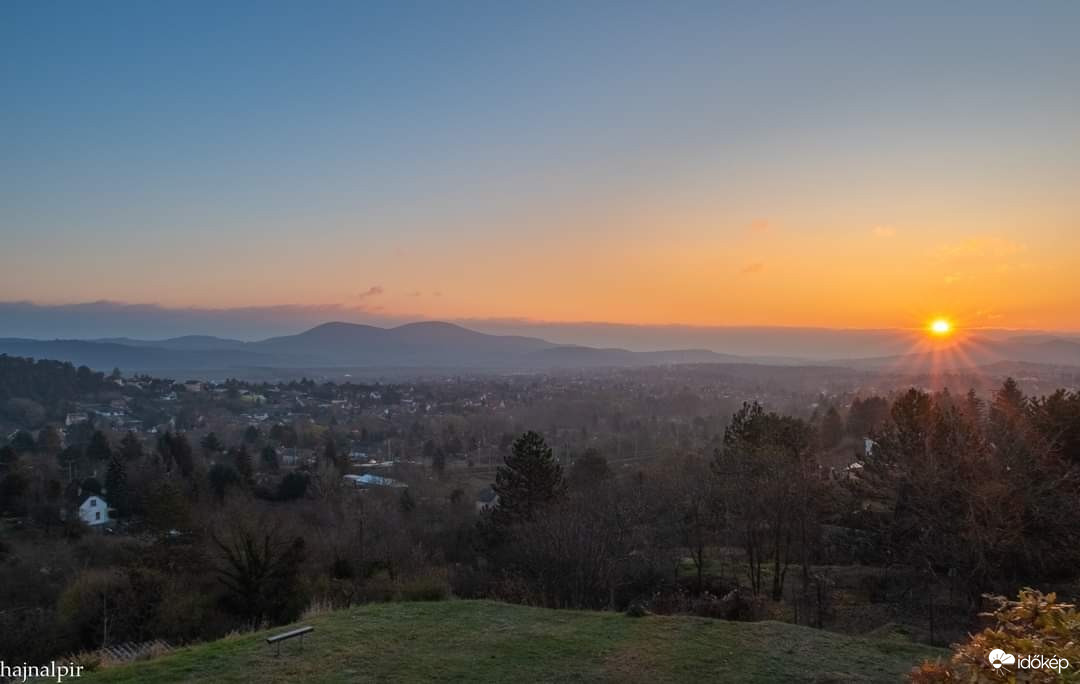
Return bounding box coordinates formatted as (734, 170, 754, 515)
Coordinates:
(78, 495, 110, 526)
(65, 412, 89, 427)
(344, 473, 406, 489)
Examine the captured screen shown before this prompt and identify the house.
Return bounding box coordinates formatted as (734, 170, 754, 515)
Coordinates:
(78, 495, 110, 526)
(65, 412, 89, 427)
(475, 487, 499, 512)
(344, 473, 406, 489)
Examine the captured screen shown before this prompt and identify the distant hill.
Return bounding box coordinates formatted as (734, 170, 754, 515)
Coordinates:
(257, 321, 556, 366)
(0, 322, 759, 374)
(846, 334, 1080, 372)
(4, 322, 1080, 377)
(95, 335, 250, 351)
(79, 600, 943, 683)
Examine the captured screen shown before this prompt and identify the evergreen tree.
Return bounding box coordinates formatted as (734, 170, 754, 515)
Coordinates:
(398, 488, 416, 514)
(260, 445, 280, 472)
(208, 464, 241, 501)
(158, 432, 194, 478)
(10, 430, 36, 454)
(85, 430, 112, 462)
(105, 454, 128, 516)
(820, 406, 844, 449)
(0, 445, 18, 471)
(119, 431, 143, 461)
(492, 431, 565, 526)
(244, 425, 260, 444)
(201, 432, 225, 458)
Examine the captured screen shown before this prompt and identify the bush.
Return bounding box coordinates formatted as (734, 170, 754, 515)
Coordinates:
(399, 570, 450, 602)
(910, 589, 1080, 683)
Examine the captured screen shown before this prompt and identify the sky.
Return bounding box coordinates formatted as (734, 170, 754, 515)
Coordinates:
(3, 1, 1079, 332)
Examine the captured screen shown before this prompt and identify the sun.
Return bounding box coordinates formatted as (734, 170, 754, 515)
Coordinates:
(929, 318, 953, 336)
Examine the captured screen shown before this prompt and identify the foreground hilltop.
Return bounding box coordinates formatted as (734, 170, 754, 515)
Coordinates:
(82, 600, 942, 683)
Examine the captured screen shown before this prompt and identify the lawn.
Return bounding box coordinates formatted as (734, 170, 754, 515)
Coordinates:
(81, 600, 944, 683)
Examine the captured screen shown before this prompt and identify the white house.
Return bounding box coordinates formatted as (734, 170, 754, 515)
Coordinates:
(78, 495, 110, 526)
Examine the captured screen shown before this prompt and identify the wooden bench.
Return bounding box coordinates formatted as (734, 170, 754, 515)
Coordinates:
(265, 626, 313, 656)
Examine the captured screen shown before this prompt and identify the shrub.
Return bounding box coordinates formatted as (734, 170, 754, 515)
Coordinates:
(399, 570, 450, 602)
(910, 589, 1080, 683)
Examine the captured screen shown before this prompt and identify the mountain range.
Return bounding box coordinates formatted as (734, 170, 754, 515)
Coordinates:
(0, 321, 751, 374)
(2, 321, 1080, 377)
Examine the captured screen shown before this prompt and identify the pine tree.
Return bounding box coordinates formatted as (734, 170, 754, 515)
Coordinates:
(201, 432, 224, 458)
(119, 431, 144, 461)
(261, 445, 280, 472)
(105, 454, 128, 516)
(492, 431, 565, 526)
(820, 406, 844, 449)
(85, 430, 112, 462)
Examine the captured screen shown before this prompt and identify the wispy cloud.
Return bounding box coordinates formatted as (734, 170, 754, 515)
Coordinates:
(356, 285, 384, 299)
(872, 226, 896, 238)
(741, 262, 765, 275)
(747, 219, 771, 234)
(933, 236, 1026, 261)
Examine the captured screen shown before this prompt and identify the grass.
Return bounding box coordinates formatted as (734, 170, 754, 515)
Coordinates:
(80, 600, 944, 683)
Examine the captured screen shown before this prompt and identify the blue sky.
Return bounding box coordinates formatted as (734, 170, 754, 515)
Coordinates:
(3, 1, 1079, 330)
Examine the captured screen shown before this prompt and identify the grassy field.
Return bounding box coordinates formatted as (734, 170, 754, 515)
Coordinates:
(81, 600, 944, 683)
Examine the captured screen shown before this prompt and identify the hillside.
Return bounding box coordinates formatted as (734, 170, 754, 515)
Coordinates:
(82, 600, 943, 683)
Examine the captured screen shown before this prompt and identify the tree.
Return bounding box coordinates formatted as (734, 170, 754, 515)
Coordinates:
(323, 435, 344, 473)
(715, 402, 821, 600)
(398, 488, 416, 514)
(104, 455, 128, 516)
(208, 464, 241, 502)
(276, 472, 308, 501)
(85, 431, 112, 462)
(119, 431, 143, 461)
(0, 470, 30, 514)
(243, 426, 260, 445)
(144, 481, 190, 531)
(568, 448, 611, 491)
(157, 432, 194, 478)
(10, 430, 36, 455)
(492, 431, 566, 527)
(200, 433, 224, 458)
(0, 446, 17, 471)
(912, 589, 1080, 683)
(211, 517, 307, 626)
(820, 406, 844, 449)
(232, 445, 254, 486)
(431, 447, 447, 477)
(846, 396, 891, 438)
(854, 384, 1080, 608)
(1030, 389, 1080, 464)
(36, 426, 63, 455)
(269, 424, 298, 448)
(57, 445, 82, 481)
(260, 445, 279, 473)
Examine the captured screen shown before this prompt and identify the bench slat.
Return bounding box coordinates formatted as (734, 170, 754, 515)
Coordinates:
(265, 626, 314, 643)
